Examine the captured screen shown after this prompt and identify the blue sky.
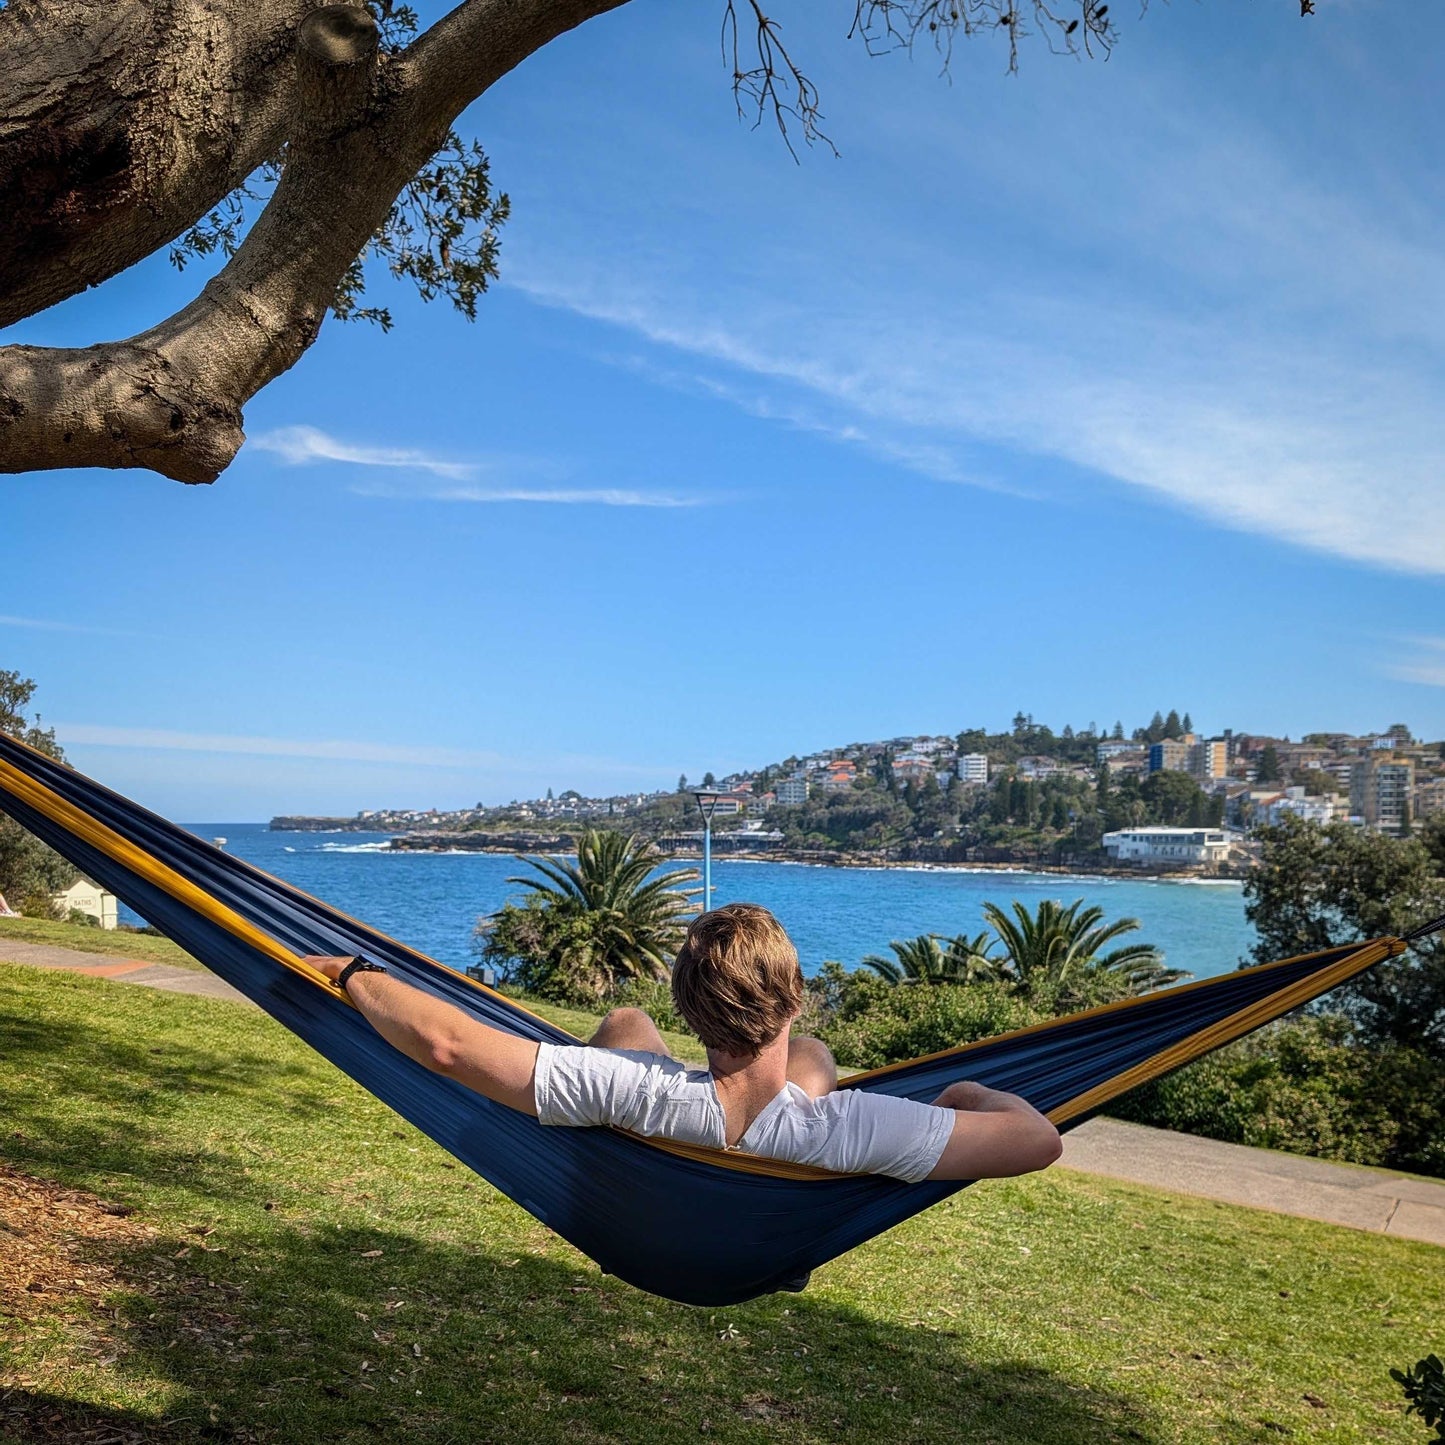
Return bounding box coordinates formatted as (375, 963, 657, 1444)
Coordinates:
(5, 0, 1443, 819)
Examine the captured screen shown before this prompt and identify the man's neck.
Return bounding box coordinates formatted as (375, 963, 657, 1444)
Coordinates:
(705, 1030, 792, 1145)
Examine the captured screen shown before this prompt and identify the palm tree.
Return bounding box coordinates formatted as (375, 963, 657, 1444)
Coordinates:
(859, 931, 1000, 986)
(510, 829, 699, 987)
(981, 898, 1187, 1005)
(942, 929, 1004, 984)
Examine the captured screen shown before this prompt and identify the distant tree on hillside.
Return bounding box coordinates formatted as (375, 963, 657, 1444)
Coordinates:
(1256, 744, 1283, 783)
(1163, 709, 1183, 739)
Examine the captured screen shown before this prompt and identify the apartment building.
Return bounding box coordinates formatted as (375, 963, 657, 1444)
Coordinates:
(891, 752, 936, 785)
(774, 776, 808, 806)
(1097, 740, 1138, 764)
(1264, 787, 1340, 826)
(1414, 776, 1445, 820)
(957, 753, 989, 785)
(1148, 736, 1195, 773)
(1189, 739, 1230, 781)
(1350, 755, 1415, 832)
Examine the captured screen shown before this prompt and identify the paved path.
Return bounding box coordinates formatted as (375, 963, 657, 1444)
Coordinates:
(0, 938, 252, 1004)
(5, 939, 1444, 1248)
(1060, 1118, 1445, 1247)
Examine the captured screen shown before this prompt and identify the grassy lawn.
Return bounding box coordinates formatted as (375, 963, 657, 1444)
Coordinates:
(0, 920, 704, 1060)
(0, 916, 207, 972)
(1, 964, 1440, 1445)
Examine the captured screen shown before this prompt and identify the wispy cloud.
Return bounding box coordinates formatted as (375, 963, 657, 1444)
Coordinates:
(0, 614, 142, 638)
(254, 424, 709, 507)
(56, 723, 503, 768)
(510, 263, 1445, 576)
(353, 482, 705, 508)
(1385, 637, 1445, 689)
(496, 53, 1445, 578)
(601, 351, 1020, 494)
(252, 425, 476, 480)
(55, 723, 666, 780)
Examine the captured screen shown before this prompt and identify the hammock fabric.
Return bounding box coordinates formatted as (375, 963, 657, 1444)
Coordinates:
(0, 732, 1420, 1306)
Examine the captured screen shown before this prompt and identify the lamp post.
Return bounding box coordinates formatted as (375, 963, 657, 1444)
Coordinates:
(692, 790, 724, 915)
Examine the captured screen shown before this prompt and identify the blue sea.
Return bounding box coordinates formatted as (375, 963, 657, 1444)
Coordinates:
(148, 824, 1256, 982)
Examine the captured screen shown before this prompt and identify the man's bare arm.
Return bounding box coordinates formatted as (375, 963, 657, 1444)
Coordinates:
(304, 957, 540, 1115)
(924, 1079, 1062, 1181)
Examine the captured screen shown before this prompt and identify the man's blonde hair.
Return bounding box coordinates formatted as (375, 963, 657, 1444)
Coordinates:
(671, 903, 804, 1057)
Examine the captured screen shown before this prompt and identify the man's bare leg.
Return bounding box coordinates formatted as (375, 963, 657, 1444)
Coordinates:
(786, 1035, 838, 1099)
(588, 1006, 672, 1057)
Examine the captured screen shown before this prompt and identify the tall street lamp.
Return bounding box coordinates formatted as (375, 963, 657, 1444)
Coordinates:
(692, 790, 725, 914)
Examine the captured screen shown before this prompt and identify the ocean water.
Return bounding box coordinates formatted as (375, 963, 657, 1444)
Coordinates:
(151, 824, 1256, 982)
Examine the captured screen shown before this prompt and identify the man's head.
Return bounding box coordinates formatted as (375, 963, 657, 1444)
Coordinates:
(671, 903, 804, 1058)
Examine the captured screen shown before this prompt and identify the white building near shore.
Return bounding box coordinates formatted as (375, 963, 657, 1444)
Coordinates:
(53, 877, 119, 929)
(1101, 827, 1233, 865)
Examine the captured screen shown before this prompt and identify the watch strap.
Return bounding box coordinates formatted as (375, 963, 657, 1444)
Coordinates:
(336, 956, 386, 993)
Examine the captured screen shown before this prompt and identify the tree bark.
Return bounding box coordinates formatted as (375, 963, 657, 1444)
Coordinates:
(0, 0, 315, 330)
(0, 0, 630, 483)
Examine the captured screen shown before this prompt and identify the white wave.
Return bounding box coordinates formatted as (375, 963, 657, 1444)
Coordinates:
(1158, 877, 1245, 888)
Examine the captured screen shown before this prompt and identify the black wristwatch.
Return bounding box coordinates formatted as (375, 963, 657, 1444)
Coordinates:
(336, 956, 386, 993)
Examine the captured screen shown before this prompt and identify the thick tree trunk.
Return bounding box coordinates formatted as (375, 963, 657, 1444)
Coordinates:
(0, 0, 314, 329)
(0, 0, 629, 483)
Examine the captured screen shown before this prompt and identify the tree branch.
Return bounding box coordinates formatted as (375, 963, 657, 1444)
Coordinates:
(403, 0, 632, 131)
(0, 0, 632, 484)
(0, 0, 315, 330)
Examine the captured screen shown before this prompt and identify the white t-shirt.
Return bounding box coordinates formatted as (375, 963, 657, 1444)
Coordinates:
(533, 1043, 954, 1184)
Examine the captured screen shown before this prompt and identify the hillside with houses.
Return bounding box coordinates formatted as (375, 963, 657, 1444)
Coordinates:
(271, 713, 1445, 874)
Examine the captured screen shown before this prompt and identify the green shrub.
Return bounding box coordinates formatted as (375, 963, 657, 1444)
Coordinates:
(66, 907, 100, 928)
(608, 976, 692, 1037)
(817, 974, 1049, 1070)
(1390, 1354, 1444, 1443)
(19, 888, 63, 920)
(1112, 1015, 1445, 1177)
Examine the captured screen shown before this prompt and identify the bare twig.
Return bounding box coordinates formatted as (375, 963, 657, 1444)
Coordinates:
(722, 0, 835, 160)
(849, 0, 1120, 76)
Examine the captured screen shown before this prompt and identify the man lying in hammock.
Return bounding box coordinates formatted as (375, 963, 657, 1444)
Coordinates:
(305, 902, 1061, 1183)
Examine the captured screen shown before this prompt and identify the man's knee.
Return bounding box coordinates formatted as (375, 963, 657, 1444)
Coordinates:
(589, 1007, 665, 1052)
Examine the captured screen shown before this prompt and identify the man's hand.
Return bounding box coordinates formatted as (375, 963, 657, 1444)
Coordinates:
(925, 1078, 1062, 1181)
(301, 954, 356, 984)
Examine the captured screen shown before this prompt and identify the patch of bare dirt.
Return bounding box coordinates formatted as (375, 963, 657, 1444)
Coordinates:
(0, 1162, 154, 1326)
(0, 1162, 163, 1440)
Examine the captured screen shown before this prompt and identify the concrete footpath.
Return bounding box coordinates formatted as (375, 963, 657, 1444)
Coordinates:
(4, 938, 1444, 1249)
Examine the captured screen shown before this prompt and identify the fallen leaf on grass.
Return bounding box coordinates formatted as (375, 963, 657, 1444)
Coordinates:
(359, 1249, 384, 1258)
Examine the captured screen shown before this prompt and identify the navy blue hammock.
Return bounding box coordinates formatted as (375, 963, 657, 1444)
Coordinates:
(0, 733, 1434, 1307)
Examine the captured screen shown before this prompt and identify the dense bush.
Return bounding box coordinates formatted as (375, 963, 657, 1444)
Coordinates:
(812, 966, 1049, 1070)
(608, 976, 693, 1038)
(0, 670, 77, 910)
(1391, 1354, 1445, 1444)
(1112, 1015, 1445, 1177)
